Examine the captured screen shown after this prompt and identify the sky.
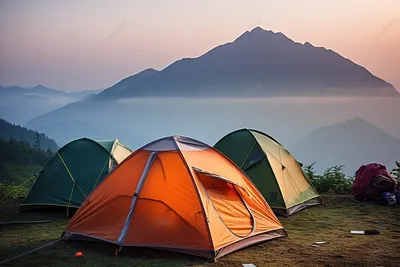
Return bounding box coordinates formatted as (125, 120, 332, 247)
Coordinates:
(0, 0, 399, 92)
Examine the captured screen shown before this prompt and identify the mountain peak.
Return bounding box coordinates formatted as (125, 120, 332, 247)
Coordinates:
(138, 68, 158, 75)
(32, 84, 47, 89)
(336, 117, 385, 129)
(91, 27, 398, 99)
(340, 117, 369, 124)
(294, 117, 400, 175)
(249, 26, 283, 36)
(250, 26, 266, 33)
(316, 117, 399, 140)
(94, 68, 160, 100)
(31, 84, 51, 90)
(29, 85, 65, 95)
(124, 68, 159, 81)
(233, 26, 293, 46)
(304, 41, 314, 47)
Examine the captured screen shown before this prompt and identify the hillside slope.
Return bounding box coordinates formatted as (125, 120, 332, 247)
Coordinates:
(293, 118, 400, 175)
(0, 118, 58, 151)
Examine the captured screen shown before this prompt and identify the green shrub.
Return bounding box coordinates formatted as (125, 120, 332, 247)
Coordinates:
(391, 161, 400, 183)
(0, 181, 29, 199)
(303, 163, 354, 194)
(0, 138, 53, 166)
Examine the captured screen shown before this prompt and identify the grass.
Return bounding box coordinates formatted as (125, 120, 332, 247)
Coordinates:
(0, 195, 399, 267)
(0, 163, 41, 184)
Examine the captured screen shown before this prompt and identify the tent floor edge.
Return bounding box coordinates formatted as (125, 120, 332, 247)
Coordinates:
(140, 247, 216, 260)
(215, 230, 284, 259)
(286, 197, 322, 216)
(63, 232, 217, 260)
(271, 208, 288, 217)
(18, 204, 79, 215)
(272, 197, 322, 216)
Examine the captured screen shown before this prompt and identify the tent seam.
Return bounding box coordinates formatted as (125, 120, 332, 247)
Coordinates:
(56, 152, 87, 199)
(67, 183, 75, 216)
(239, 141, 256, 168)
(172, 138, 216, 257)
(248, 132, 288, 209)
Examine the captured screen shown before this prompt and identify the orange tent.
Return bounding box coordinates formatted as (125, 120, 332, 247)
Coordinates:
(62, 136, 285, 260)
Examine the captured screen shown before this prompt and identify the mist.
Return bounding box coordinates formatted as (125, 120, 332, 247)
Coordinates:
(25, 96, 400, 175)
(0, 94, 81, 125)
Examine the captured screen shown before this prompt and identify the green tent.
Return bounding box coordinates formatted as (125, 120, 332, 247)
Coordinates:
(214, 129, 322, 216)
(21, 138, 132, 210)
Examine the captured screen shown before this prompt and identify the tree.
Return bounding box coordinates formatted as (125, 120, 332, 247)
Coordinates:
(391, 161, 400, 182)
(0, 118, 58, 152)
(34, 132, 41, 150)
(303, 162, 317, 180)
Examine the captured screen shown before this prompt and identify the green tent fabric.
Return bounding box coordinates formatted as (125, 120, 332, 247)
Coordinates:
(214, 129, 322, 216)
(21, 138, 132, 210)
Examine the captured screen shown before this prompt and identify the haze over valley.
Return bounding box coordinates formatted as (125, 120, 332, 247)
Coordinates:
(2, 27, 400, 176)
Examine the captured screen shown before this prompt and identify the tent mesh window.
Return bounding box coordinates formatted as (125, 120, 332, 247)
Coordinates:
(242, 145, 265, 171)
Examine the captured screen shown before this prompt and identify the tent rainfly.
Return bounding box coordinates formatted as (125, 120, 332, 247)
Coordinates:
(62, 135, 285, 260)
(21, 138, 132, 210)
(214, 129, 322, 216)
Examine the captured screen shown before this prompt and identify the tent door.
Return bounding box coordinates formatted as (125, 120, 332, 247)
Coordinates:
(194, 168, 254, 237)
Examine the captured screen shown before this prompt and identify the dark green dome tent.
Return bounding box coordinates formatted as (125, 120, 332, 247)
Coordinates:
(21, 138, 132, 211)
(214, 129, 322, 216)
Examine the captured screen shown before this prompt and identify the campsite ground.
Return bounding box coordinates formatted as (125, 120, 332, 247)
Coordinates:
(0, 195, 399, 267)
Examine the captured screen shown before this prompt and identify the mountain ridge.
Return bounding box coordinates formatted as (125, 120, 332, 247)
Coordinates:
(293, 117, 400, 175)
(0, 85, 103, 125)
(90, 26, 397, 100)
(0, 85, 102, 97)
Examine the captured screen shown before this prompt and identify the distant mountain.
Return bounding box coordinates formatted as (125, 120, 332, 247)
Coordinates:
(20, 26, 399, 133)
(0, 117, 58, 151)
(92, 26, 397, 100)
(68, 89, 103, 99)
(96, 68, 159, 100)
(293, 118, 400, 175)
(0, 85, 101, 98)
(0, 85, 102, 124)
(28, 85, 66, 96)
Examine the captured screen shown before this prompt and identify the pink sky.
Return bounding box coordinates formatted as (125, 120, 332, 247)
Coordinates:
(0, 0, 399, 91)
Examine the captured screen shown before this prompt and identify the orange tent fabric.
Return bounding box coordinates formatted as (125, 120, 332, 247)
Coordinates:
(62, 136, 285, 260)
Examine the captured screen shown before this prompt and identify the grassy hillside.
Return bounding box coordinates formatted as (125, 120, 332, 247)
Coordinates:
(0, 195, 398, 266)
(0, 163, 42, 184)
(0, 118, 58, 152)
(0, 139, 53, 198)
(0, 118, 57, 196)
